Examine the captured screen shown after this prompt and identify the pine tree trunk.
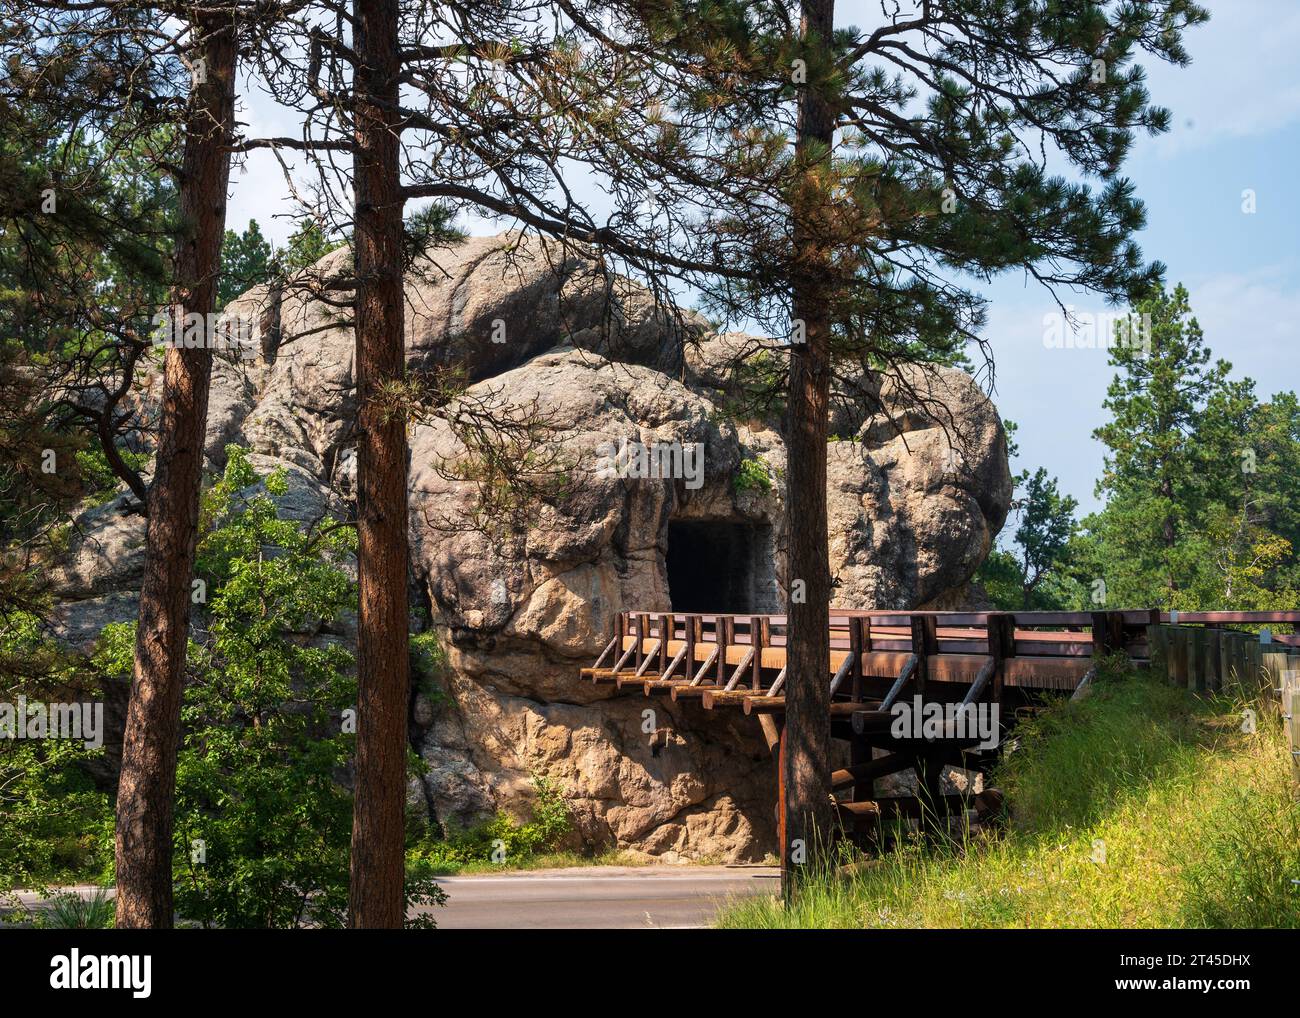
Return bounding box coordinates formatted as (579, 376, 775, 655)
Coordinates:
(782, 0, 836, 899)
(348, 0, 410, 929)
(114, 16, 236, 929)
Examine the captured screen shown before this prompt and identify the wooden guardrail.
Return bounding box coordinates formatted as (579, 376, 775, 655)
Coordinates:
(582, 608, 1300, 850)
(1147, 614, 1300, 795)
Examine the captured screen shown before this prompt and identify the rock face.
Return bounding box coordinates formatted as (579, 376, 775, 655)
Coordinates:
(47, 231, 1011, 862)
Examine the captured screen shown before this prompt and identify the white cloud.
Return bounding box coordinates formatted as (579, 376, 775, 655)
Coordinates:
(1183, 266, 1300, 386)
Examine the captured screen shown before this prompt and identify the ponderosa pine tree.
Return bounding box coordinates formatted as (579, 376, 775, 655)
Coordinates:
(601, 0, 1209, 890)
(241, 0, 771, 926)
(1083, 284, 1300, 610)
(1091, 284, 1230, 606)
(114, 7, 239, 929)
(1, 2, 244, 925)
(308, 0, 1208, 901)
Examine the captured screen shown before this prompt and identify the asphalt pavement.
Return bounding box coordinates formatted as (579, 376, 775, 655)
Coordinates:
(421, 865, 780, 929)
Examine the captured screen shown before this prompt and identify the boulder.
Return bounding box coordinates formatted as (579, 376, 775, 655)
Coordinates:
(48, 231, 1011, 862)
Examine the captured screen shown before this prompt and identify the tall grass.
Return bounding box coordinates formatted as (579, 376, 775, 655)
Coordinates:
(44, 889, 115, 929)
(717, 671, 1300, 928)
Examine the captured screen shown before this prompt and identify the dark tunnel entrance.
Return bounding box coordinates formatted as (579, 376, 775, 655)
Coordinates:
(665, 520, 770, 614)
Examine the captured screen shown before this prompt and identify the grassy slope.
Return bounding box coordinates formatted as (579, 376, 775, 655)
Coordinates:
(717, 671, 1300, 928)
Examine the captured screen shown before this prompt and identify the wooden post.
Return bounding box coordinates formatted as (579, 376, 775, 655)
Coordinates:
(849, 616, 863, 703)
(1263, 649, 1292, 706)
(1147, 624, 1165, 681)
(849, 733, 873, 844)
(1204, 628, 1221, 692)
(918, 753, 945, 839)
(1109, 611, 1127, 656)
(777, 723, 789, 896)
(685, 614, 697, 676)
(910, 614, 936, 697)
(612, 613, 628, 676)
(751, 615, 764, 691)
(1091, 612, 1110, 658)
(986, 613, 1015, 706)
(718, 616, 733, 685)
(1189, 627, 1205, 692)
(1289, 688, 1300, 797)
(634, 613, 646, 672)
(1172, 626, 1189, 687)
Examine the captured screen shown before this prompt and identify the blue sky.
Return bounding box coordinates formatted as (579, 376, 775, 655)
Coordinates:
(227, 0, 1300, 519)
(980, 0, 1300, 516)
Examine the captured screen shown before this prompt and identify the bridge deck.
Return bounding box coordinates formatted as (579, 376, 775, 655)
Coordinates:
(578, 609, 1298, 853)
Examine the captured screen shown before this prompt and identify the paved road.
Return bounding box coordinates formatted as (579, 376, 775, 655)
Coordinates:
(421, 866, 780, 929)
(6, 866, 781, 929)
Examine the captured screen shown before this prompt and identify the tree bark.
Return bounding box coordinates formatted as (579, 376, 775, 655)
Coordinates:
(348, 0, 410, 929)
(114, 15, 236, 928)
(782, 0, 836, 900)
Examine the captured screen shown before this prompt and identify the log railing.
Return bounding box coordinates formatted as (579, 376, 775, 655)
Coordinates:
(586, 608, 1300, 708)
(582, 608, 1300, 844)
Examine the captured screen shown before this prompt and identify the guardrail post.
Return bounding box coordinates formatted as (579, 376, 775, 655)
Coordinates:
(849, 616, 863, 703)
(1147, 623, 1166, 679)
(910, 614, 936, 696)
(611, 612, 628, 676)
(658, 613, 673, 672)
(718, 616, 733, 685)
(987, 612, 1014, 705)
(1091, 612, 1110, 658)
(634, 613, 646, 672)
(1289, 685, 1300, 797)
(1204, 627, 1220, 691)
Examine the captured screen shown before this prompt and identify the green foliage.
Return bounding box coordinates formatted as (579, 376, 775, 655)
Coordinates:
(408, 776, 573, 872)
(44, 889, 115, 930)
(217, 220, 274, 308)
(973, 549, 1024, 612)
(3, 448, 448, 922)
(410, 629, 450, 701)
(977, 420, 1079, 610)
(0, 600, 113, 889)
(679, 0, 1209, 399)
(718, 673, 1299, 928)
(0, 733, 113, 891)
(277, 219, 342, 276)
(404, 202, 466, 261)
(1078, 284, 1300, 612)
(95, 448, 444, 926)
(733, 456, 772, 494)
(74, 446, 149, 506)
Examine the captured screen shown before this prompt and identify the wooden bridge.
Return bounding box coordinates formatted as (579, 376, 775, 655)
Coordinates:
(580, 608, 1300, 854)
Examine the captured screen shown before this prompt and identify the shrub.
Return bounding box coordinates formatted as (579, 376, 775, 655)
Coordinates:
(733, 457, 772, 495)
(408, 775, 573, 871)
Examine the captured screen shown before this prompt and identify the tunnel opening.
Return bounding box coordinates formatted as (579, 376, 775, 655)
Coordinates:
(665, 520, 770, 614)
